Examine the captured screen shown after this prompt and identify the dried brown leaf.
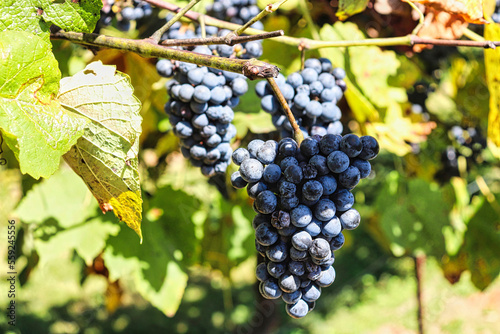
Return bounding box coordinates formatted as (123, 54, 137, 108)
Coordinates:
(413, 7, 468, 52)
(409, 0, 487, 23)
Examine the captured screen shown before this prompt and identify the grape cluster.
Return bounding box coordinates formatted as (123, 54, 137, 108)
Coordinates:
(256, 58, 347, 139)
(205, 0, 264, 59)
(99, 0, 153, 31)
(157, 18, 252, 177)
(230, 134, 379, 318)
(206, 0, 264, 30)
(493, 0, 500, 23)
(437, 125, 487, 181)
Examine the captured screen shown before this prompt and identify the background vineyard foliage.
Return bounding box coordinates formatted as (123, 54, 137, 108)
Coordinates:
(1, 0, 500, 333)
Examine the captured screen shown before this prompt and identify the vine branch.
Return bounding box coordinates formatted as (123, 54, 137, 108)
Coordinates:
(159, 30, 284, 47)
(143, 0, 500, 49)
(235, 0, 288, 36)
(50, 31, 280, 80)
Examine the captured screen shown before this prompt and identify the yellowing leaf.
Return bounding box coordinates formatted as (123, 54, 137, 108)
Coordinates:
(484, 22, 500, 157)
(59, 61, 143, 241)
(336, 0, 370, 20)
(409, 0, 487, 23)
(367, 102, 436, 156)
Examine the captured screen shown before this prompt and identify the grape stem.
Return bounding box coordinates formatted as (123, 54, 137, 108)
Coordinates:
(266, 78, 304, 145)
(403, 0, 425, 36)
(144, 0, 500, 49)
(50, 31, 280, 80)
(234, 0, 289, 36)
(149, 0, 202, 43)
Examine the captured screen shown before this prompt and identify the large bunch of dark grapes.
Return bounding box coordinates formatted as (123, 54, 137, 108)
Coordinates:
(157, 19, 251, 177)
(256, 58, 347, 139)
(230, 134, 379, 318)
(99, 0, 153, 31)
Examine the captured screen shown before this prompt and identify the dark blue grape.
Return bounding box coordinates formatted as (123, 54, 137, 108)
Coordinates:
(286, 299, 309, 319)
(263, 164, 282, 183)
(302, 283, 321, 302)
(358, 136, 380, 160)
(256, 262, 270, 282)
(327, 151, 350, 173)
(316, 266, 335, 287)
(332, 188, 354, 211)
(291, 205, 313, 228)
(239, 158, 264, 183)
(279, 273, 300, 293)
(302, 180, 323, 202)
(321, 216, 341, 237)
(247, 181, 268, 199)
(255, 190, 278, 214)
(255, 223, 278, 246)
(284, 165, 303, 184)
(340, 208, 361, 230)
(291, 230, 313, 250)
(282, 290, 302, 304)
(340, 134, 362, 157)
(314, 199, 336, 221)
(338, 166, 360, 189)
(351, 158, 371, 178)
(267, 261, 286, 279)
(232, 147, 250, 166)
(260, 279, 282, 299)
(330, 232, 345, 250)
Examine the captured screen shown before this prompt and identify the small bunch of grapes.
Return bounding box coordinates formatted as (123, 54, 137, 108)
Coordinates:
(438, 125, 487, 180)
(206, 0, 264, 30)
(158, 45, 249, 177)
(99, 0, 153, 31)
(230, 134, 379, 318)
(256, 58, 347, 139)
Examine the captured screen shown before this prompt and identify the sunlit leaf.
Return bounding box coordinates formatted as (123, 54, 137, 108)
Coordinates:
(59, 61, 143, 241)
(0, 0, 50, 40)
(0, 31, 88, 179)
(42, 0, 102, 33)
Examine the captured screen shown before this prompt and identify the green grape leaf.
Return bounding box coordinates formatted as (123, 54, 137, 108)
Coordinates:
(348, 42, 405, 109)
(319, 23, 380, 122)
(376, 172, 453, 257)
(59, 61, 143, 241)
(234, 109, 275, 138)
(15, 168, 98, 228)
(0, 0, 102, 38)
(103, 220, 188, 317)
(484, 22, 500, 158)
(336, 0, 370, 21)
(42, 0, 103, 33)
(464, 196, 500, 290)
(0, 0, 50, 41)
(0, 31, 88, 179)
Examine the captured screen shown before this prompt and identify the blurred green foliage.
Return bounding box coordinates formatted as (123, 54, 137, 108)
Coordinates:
(1, 0, 500, 333)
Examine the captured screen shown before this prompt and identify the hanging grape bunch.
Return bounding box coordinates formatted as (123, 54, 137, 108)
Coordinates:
(231, 133, 379, 318)
(99, 0, 154, 31)
(156, 9, 260, 177)
(256, 58, 347, 139)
